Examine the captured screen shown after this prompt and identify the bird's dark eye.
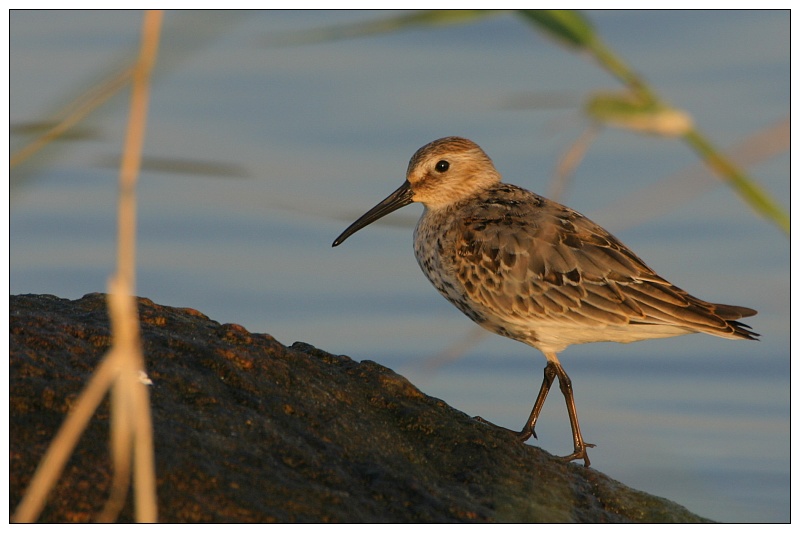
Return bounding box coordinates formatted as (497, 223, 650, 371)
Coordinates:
(435, 160, 450, 173)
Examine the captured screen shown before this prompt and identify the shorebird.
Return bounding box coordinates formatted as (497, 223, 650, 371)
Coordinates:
(332, 136, 758, 467)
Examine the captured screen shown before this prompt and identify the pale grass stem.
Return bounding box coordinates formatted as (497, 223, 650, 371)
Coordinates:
(549, 124, 600, 202)
(10, 67, 134, 169)
(13, 10, 164, 523)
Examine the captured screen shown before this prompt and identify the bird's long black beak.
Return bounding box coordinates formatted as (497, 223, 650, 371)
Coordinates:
(332, 180, 414, 247)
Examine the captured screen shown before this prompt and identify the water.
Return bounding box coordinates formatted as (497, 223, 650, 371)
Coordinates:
(9, 10, 790, 522)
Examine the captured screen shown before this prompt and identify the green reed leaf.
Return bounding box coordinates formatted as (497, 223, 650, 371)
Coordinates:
(586, 92, 693, 137)
(517, 10, 596, 48)
(263, 10, 502, 46)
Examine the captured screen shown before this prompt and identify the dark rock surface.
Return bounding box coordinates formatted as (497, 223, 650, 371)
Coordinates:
(9, 293, 710, 523)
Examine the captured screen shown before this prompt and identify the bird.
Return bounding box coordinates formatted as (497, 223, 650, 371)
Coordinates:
(332, 136, 758, 467)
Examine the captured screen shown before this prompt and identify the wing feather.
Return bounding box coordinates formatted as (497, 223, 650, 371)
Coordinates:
(450, 184, 756, 340)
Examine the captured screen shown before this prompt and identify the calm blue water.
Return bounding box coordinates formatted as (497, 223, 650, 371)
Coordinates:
(9, 10, 790, 522)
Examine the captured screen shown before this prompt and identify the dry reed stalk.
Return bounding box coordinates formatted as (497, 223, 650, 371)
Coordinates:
(10, 67, 134, 169)
(549, 124, 599, 202)
(13, 10, 164, 523)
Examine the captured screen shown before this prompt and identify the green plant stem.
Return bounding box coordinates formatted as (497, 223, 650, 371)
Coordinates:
(583, 21, 788, 235)
(683, 128, 790, 233)
(588, 40, 656, 104)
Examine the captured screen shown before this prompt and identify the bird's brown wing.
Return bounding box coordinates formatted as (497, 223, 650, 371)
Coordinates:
(452, 185, 757, 340)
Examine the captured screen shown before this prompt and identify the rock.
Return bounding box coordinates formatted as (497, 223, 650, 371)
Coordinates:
(9, 293, 710, 523)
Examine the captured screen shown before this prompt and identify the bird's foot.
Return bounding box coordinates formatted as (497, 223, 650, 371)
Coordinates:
(558, 442, 596, 468)
(473, 416, 537, 442)
(473, 416, 596, 467)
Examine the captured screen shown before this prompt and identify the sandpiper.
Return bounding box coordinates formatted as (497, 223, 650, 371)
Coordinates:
(332, 136, 758, 467)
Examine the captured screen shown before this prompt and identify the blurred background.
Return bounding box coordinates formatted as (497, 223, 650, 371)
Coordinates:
(9, 10, 789, 522)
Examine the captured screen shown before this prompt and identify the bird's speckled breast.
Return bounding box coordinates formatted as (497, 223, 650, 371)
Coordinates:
(412, 186, 534, 341)
(414, 204, 488, 326)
